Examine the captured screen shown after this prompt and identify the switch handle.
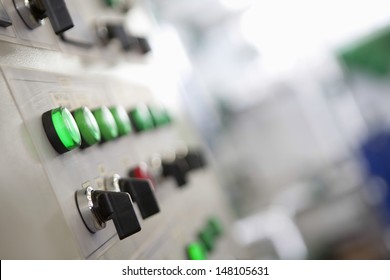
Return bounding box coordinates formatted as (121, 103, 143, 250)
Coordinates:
(185, 150, 206, 170)
(92, 190, 141, 240)
(40, 0, 73, 34)
(119, 178, 160, 219)
(136, 37, 151, 54)
(106, 24, 137, 51)
(162, 159, 188, 187)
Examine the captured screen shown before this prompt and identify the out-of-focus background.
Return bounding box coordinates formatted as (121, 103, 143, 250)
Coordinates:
(147, 0, 390, 259)
(1, 0, 390, 260)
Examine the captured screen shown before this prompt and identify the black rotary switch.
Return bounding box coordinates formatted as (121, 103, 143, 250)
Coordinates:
(40, 0, 73, 34)
(75, 187, 141, 240)
(162, 158, 189, 187)
(136, 37, 151, 54)
(96, 23, 152, 55)
(0, 2, 12, 27)
(119, 178, 160, 219)
(104, 24, 138, 51)
(184, 150, 207, 171)
(13, 0, 73, 34)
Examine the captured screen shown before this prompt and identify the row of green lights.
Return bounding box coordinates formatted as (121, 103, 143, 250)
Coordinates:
(105, 0, 122, 8)
(43, 106, 129, 154)
(148, 104, 171, 127)
(91, 106, 119, 142)
(187, 217, 223, 260)
(130, 104, 172, 132)
(43, 104, 172, 154)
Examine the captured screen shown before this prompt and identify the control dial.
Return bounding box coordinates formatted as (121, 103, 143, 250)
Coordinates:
(184, 150, 207, 171)
(162, 151, 189, 187)
(103, 23, 138, 51)
(75, 187, 141, 240)
(105, 174, 160, 219)
(13, 0, 74, 34)
(119, 178, 160, 219)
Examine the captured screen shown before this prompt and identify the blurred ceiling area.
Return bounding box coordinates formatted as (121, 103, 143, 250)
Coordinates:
(148, 0, 390, 109)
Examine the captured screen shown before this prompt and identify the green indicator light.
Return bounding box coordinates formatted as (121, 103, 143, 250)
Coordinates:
(208, 217, 223, 237)
(109, 106, 132, 136)
(129, 104, 155, 132)
(92, 106, 119, 141)
(162, 110, 171, 125)
(198, 227, 215, 252)
(105, 0, 120, 7)
(72, 107, 101, 147)
(42, 106, 81, 154)
(55, 108, 81, 149)
(187, 242, 207, 260)
(148, 105, 171, 127)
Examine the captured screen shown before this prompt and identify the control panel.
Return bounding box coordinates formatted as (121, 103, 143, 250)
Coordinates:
(0, 0, 238, 259)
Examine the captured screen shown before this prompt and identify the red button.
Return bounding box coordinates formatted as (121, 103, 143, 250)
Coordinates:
(129, 163, 156, 189)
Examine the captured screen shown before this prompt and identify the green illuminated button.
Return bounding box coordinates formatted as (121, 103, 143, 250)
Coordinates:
(198, 227, 215, 252)
(92, 106, 118, 142)
(162, 111, 171, 125)
(208, 217, 223, 237)
(186, 242, 207, 260)
(105, 0, 120, 7)
(148, 105, 171, 127)
(72, 107, 101, 148)
(42, 106, 81, 154)
(129, 104, 155, 132)
(109, 106, 132, 136)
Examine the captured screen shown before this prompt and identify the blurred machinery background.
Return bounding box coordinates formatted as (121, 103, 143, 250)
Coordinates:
(0, 0, 390, 260)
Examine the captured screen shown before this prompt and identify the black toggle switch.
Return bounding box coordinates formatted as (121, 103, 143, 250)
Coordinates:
(97, 23, 151, 54)
(162, 158, 189, 187)
(40, 0, 74, 34)
(13, 0, 73, 34)
(136, 37, 151, 54)
(105, 24, 138, 51)
(92, 190, 141, 239)
(185, 150, 206, 171)
(75, 187, 141, 240)
(119, 178, 160, 219)
(0, 2, 12, 27)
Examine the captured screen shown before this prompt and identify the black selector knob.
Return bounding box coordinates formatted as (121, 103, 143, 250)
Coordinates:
(40, 0, 74, 34)
(119, 178, 160, 219)
(162, 158, 189, 187)
(136, 37, 151, 54)
(92, 190, 141, 240)
(75, 187, 141, 240)
(98, 23, 151, 54)
(185, 150, 206, 171)
(13, 0, 73, 34)
(0, 2, 12, 27)
(105, 24, 138, 51)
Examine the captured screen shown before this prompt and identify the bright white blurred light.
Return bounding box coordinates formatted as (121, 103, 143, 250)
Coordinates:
(239, 0, 390, 75)
(219, 0, 253, 11)
(149, 25, 192, 110)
